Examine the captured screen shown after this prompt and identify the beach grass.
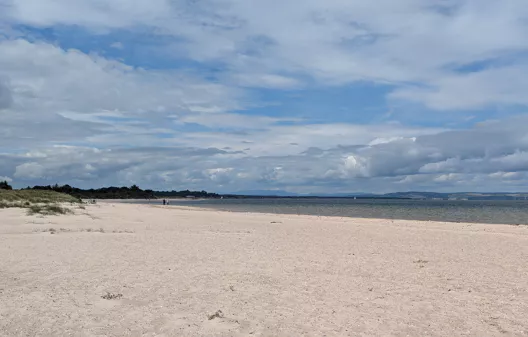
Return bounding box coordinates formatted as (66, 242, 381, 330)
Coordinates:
(27, 204, 74, 215)
(0, 189, 80, 215)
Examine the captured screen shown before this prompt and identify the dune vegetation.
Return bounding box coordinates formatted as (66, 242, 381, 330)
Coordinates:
(0, 189, 80, 215)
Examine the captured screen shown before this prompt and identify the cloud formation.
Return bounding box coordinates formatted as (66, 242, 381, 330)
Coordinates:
(1, 0, 528, 192)
(5, 0, 528, 105)
(2, 115, 528, 193)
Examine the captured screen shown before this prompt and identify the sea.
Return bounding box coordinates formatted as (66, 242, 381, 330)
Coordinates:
(141, 198, 528, 225)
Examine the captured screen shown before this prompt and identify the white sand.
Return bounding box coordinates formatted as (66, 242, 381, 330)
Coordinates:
(1, 203, 528, 336)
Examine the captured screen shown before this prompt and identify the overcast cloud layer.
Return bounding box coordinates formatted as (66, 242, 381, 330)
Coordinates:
(1, 0, 528, 193)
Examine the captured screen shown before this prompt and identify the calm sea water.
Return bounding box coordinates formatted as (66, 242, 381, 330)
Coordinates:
(158, 198, 528, 225)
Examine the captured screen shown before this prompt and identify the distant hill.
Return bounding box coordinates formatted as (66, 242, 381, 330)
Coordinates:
(382, 191, 528, 200)
(230, 190, 376, 197)
(231, 190, 297, 197)
(229, 190, 528, 200)
(383, 192, 450, 199)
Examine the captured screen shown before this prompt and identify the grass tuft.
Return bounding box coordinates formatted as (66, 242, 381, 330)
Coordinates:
(27, 204, 74, 216)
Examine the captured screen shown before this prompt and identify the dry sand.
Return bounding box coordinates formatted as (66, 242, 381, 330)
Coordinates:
(1, 203, 528, 337)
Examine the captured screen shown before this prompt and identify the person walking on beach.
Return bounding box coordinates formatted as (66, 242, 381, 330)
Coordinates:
(163, 199, 166, 205)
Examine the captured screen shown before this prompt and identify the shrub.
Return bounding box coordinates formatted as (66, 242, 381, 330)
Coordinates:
(0, 180, 12, 190)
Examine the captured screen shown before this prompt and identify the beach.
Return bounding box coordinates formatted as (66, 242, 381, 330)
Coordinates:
(1, 203, 528, 336)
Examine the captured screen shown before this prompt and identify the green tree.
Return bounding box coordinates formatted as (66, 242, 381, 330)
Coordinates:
(0, 180, 13, 190)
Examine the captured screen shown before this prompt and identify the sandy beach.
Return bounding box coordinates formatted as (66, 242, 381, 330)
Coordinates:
(1, 203, 528, 336)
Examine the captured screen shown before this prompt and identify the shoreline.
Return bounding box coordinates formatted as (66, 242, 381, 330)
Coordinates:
(104, 198, 528, 226)
(1, 202, 528, 336)
(156, 203, 528, 229)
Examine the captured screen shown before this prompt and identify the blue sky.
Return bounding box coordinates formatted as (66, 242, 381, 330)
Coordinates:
(2, 0, 528, 193)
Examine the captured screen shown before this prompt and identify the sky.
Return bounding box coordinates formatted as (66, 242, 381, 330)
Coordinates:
(1, 0, 528, 194)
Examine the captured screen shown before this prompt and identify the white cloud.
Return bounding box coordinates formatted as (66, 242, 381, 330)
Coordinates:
(390, 65, 528, 110)
(342, 155, 369, 177)
(4, 0, 528, 109)
(229, 73, 302, 89)
(368, 137, 413, 146)
(4, 0, 172, 29)
(176, 112, 291, 130)
(14, 162, 45, 179)
(0, 39, 247, 148)
(173, 123, 443, 156)
(0, 39, 243, 115)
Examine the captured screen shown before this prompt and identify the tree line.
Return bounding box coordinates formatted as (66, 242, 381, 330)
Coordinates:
(23, 184, 220, 199)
